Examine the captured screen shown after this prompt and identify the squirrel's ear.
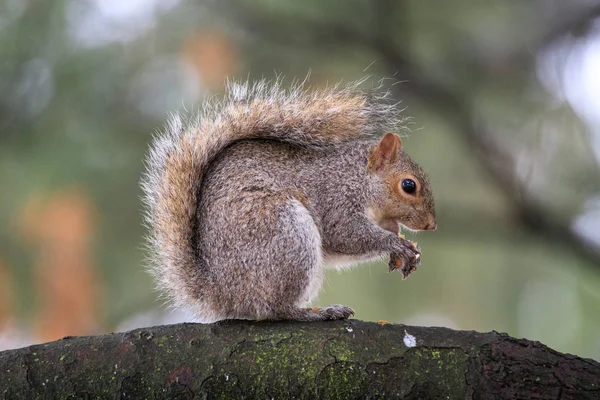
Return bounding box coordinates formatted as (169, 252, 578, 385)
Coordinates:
(369, 133, 402, 171)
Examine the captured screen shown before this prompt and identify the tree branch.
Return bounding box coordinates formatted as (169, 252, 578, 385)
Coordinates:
(1, 320, 598, 398)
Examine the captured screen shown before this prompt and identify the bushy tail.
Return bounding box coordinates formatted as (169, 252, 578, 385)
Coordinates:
(140, 78, 403, 314)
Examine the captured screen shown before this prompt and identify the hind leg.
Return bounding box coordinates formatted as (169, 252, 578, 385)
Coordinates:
(201, 195, 355, 322)
(265, 199, 354, 321)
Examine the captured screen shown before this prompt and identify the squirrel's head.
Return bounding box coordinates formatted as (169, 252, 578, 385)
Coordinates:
(367, 133, 437, 234)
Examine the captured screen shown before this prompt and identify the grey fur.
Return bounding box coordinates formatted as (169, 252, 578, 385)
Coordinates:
(141, 79, 435, 322)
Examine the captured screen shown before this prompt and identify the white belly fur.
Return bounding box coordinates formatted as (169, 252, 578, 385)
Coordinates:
(323, 253, 383, 271)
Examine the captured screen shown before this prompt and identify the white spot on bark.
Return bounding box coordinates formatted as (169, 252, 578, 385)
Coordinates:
(403, 330, 417, 347)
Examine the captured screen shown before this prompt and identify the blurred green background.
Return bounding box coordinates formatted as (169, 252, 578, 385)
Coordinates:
(1, 0, 600, 361)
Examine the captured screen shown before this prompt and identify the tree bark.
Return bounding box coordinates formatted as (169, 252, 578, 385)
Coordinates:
(1, 320, 598, 399)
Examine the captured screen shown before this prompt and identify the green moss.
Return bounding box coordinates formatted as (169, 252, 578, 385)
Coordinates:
(219, 332, 336, 396)
(408, 347, 468, 395)
(326, 339, 354, 362)
(156, 336, 169, 348)
(316, 362, 365, 399)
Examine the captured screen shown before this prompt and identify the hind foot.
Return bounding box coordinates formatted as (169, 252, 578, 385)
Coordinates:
(275, 304, 355, 321)
(312, 305, 355, 320)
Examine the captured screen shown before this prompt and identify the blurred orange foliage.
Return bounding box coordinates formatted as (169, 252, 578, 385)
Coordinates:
(182, 30, 240, 90)
(0, 259, 15, 331)
(19, 188, 104, 342)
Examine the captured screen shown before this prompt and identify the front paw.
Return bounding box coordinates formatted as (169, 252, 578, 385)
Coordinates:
(389, 240, 421, 279)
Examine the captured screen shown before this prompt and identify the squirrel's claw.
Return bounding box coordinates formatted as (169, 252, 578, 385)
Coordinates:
(389, 239, 421, 278)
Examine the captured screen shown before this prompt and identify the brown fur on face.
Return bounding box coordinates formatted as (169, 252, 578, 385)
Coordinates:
(368, 133, 436, 232)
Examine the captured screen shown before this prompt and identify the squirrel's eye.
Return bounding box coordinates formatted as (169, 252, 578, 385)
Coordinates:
(401, 179, 417, 194)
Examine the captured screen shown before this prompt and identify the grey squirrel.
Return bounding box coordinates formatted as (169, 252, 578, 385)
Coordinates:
(141, 79, 436, 323)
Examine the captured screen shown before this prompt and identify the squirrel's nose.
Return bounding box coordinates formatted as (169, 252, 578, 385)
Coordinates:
(424, 219, 437, 231)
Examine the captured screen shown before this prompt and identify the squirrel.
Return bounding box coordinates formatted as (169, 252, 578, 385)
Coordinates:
(141, 79, 436, 323)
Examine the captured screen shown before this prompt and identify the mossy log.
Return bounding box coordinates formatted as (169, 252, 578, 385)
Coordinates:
(1, 320, 599, 399)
